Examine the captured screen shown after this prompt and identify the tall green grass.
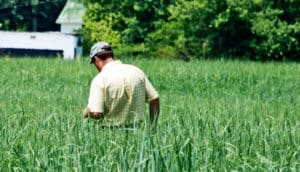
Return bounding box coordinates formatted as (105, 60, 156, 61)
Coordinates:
(0, 57, 299, 171)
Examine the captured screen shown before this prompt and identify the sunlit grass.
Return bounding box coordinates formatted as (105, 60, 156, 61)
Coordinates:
(0, 57, 299, 171)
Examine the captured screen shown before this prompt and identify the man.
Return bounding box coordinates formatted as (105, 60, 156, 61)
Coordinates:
(83, 42, 160, 129)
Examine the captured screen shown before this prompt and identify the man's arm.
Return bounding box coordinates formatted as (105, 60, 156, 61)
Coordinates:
(83, 107, 103, 120)
(149, 98, 160, 127)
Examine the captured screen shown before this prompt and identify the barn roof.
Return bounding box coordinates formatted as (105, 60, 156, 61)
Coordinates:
(56, 0, 85, 24)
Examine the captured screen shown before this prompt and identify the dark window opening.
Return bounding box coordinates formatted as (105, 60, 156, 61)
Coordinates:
(0, 48, 63, 58)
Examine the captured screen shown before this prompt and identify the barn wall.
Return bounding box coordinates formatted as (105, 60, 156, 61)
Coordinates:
(0, 31, 82, 59)
(61, 24, 82, 34)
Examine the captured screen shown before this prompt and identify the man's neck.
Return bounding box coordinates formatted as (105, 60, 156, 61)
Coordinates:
(103, 57, 114, 66)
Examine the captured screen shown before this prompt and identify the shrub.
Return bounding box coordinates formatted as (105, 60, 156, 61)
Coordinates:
(250, 7, 300, 60)
(78, 20, 121, 55)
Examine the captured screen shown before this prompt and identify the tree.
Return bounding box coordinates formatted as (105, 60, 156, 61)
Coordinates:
(148, 0, 300, 60)
(147, 0, 227, 59)
(249, 0, 300, 60)
(0, 0, 67, 31)
(82, 0, 174, 43)
(81, 0, 300, 60)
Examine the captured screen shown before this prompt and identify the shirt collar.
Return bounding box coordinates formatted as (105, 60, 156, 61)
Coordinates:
(102, 60, 122, 71)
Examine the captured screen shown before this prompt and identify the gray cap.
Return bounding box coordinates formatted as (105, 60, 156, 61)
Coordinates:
(89, 41, 112, 58)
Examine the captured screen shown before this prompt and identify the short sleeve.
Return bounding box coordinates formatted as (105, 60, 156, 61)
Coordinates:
(87, 76, 104, 112)
(145, 77, 159, 102)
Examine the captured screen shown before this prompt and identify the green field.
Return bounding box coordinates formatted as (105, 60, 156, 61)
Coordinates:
(0, 57, 299, 171)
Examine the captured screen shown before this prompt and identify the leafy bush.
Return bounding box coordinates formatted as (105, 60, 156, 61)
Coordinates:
(82, 0, 300, 61)
(147, 0, 216, 59)
(0, 0, 66, 31)
(78, 20, 121, 55)
(83, 0, 172, 43)
(250, 7, 300, 60)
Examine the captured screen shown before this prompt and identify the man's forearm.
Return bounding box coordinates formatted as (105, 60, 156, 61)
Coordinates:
(149, 98, 160, 125)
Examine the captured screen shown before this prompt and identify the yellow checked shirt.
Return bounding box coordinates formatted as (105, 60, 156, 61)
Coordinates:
(87, 60, 159, 126)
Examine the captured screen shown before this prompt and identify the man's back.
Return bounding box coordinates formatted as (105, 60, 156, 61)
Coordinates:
(88, 60, 158, 126)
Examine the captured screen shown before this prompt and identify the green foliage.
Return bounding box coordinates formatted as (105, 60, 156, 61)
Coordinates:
(147, 0, 300, 60)
(250, 7, 300, 60)
(82, 0, 173, 55)
(147, 0, 220, 59)
(210, 0, 254, 57)
(77, 20, 121, 55)
(0, 0, 66, 31)
(0, 57, 299, 170)
(2, 0, 300, 60)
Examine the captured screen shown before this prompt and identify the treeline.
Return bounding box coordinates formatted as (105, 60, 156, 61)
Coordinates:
(1, 0, 299, 61)
(0, 0, 66, 31)
(82, 0, 300, 61)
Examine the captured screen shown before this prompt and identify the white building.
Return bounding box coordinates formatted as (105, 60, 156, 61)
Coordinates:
(0, 31, 82, 59)
(0, 0, 85, 60)
(56, 0, 85, 34)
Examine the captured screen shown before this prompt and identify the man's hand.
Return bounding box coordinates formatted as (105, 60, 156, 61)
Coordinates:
(83, 107, 103, 120)
(83, 107, 90, 118)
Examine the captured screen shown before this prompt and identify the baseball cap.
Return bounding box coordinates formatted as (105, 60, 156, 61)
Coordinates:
(89, 42, 112, 63)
